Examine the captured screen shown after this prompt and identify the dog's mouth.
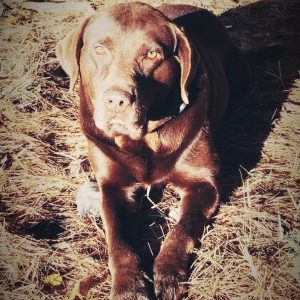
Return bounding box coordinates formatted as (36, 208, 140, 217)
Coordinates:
(109, 119, 126, 129)
(107, 119, 144, 140)
(108, 116, 172, 139)
(108, 119, 127, 136)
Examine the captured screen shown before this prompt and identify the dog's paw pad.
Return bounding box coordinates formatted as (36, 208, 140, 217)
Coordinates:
(76, 181, 101, 217)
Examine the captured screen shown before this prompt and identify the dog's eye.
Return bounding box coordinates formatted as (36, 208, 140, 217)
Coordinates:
(95, 46, 106, 56)
(147, 50, 160, 60)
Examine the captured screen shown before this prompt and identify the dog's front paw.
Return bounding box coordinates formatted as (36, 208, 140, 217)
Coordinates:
(111, 289, 150, 300)
(76, 181, 102, 217)
(111, 270, 151, 300)
(154, 256, 187, 300)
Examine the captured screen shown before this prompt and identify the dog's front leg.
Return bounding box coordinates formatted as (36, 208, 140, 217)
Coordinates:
(99, 183, 151, 300)
(154, 179, 219, 300)
(83, 141, 151, 299)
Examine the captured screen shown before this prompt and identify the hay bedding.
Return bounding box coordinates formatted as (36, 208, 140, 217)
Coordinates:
(0, 0, 299, 299)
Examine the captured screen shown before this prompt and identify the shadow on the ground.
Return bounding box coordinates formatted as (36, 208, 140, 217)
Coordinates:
(216, 0, 300, 200)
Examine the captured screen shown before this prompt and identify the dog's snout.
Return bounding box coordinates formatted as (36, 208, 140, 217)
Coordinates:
(104, 89, 132, 112)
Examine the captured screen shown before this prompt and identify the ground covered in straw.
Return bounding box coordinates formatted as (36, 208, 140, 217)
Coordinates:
(0, 0, 299, 299)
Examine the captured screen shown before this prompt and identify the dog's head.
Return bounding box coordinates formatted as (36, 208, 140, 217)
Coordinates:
(56, 2, 195, 140)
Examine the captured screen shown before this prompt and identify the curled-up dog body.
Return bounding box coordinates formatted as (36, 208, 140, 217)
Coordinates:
(56, 2, 250, 299)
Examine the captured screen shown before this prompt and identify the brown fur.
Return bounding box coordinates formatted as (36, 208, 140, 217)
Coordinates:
(56, 2, 249, 299)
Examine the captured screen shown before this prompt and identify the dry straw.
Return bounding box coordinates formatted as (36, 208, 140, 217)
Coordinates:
(0, 0, 299, 299)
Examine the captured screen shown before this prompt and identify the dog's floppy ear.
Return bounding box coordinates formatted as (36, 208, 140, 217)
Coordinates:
(56, 18, 89, 91)
(173, 26, 196, 107)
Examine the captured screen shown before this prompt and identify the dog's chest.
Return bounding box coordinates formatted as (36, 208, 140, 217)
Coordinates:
(114, 135, 177, 184)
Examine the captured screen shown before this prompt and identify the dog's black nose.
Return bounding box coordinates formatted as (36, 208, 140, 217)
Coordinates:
(104, 89, 132, 112)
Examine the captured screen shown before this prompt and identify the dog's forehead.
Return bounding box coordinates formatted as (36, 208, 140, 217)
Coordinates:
(83, 13, 121, 44)
(107, 2, 169, 30)
(83, 4, 174, 49)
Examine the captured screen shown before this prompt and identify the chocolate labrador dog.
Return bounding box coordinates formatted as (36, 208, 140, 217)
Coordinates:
(56, 2, 249, 299)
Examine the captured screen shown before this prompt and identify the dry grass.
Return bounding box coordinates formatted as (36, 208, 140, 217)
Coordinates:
(0, 0, 299, 299)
